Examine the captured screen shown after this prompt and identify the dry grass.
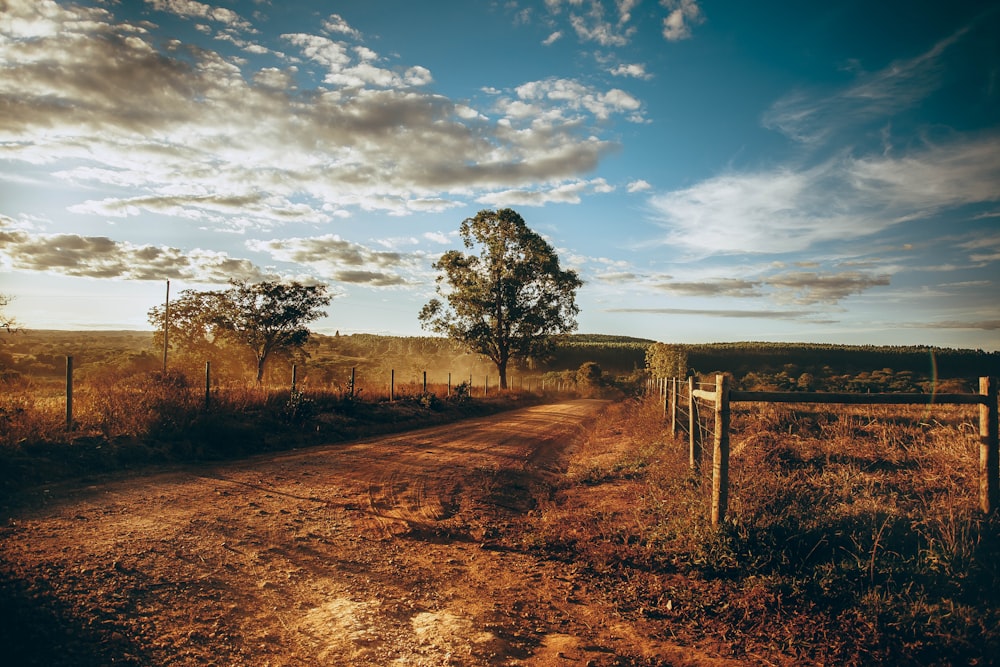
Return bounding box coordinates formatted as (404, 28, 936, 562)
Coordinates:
(0, 370, 545, 497)
(509, 397, 1000, 665)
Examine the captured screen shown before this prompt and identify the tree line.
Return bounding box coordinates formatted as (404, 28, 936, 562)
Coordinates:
(645, 341, 1000, 392)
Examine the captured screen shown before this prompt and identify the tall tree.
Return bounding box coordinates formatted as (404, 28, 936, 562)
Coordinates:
(419, 208, 582, 389)
(149, 280, 331, 383)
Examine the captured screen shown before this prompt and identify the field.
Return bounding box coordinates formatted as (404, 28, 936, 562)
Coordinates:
(1, 331, 997, 664)
(2, 389, 998, 665)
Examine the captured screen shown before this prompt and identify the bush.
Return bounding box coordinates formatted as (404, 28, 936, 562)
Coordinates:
(448, 381, 472, 404)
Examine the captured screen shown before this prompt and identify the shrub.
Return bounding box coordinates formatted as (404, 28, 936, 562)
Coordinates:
(448, 381, 472, 403)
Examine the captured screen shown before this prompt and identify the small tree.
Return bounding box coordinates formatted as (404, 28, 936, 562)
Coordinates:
(420, 209, 582, 389)
(148, 289, 224, 363)
(0, 293, 19, 333)
(576, 361, 604, 397)
(149, 280, 331, 383)
(645, 342, 688, 379)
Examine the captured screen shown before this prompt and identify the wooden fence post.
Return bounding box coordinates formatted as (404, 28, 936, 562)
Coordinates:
(688, 376, 699, 472)
(423, 370, 427, 394)
(291, 364, 297, 391)
(65, 355, 73, 431)
(448, 372, 451, 397)
(204, 361, 211, 410)
(390, 369, 395, 401)
(981, 376, 999, 514)
(711, 374, 731, 527)
(350, 367, 356, 399)
(670, 378, 678, 436)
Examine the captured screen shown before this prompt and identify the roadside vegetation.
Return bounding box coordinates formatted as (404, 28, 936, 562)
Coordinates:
(0, 371, 540, 501)
(506, 397, 1000, 665)
(0, 331, 639, 501)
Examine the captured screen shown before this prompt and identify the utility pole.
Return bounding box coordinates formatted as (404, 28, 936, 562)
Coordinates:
(162, 279, 170, 373)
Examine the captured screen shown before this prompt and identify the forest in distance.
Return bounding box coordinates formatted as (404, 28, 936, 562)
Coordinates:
(2, 329, 998, 394)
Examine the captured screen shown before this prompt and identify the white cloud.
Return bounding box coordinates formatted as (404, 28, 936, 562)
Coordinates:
(627, 179, 651, 193)
(423, 232, 453, 244)
(763, 27, 966, 145)
(648, 135, 1000, 256)
(661, 0, 703, 41)
(548, 0, 637, 47)
(0, 1, 630, 230)
(510, 78, 643, 122)
(543, 31, 563, 46)
(765, 271, 891, 305)
(144, 0, 252, 31)
(246, 235, 423, 287)
(322, 13, 361, 39)
(610, 63, 652, 79)
(959, 234, 1000, 263)
(477, 178, 614, 207)
(0, 217, 272, 282)
(655, 278, 761, 298)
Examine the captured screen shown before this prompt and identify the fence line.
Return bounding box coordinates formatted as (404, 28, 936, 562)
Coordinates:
(656, 375, 1000, 525)
(60, 357, 579, 429)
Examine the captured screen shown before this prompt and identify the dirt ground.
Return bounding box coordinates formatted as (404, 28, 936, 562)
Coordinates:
(0, 400, 740, 667)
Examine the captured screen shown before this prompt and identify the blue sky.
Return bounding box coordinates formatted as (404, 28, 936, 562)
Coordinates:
(1, 0, 998, 350)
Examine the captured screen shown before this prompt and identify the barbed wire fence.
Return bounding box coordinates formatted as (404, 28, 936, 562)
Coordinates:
(653, 374, 998, 526)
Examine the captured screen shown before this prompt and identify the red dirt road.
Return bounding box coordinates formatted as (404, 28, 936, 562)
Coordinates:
(1, 400, 738, 666)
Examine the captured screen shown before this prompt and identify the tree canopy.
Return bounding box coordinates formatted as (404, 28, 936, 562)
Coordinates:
(148, 280, 331, 383)
(419, 208, 582, 388)
(645, 342, 689, 379)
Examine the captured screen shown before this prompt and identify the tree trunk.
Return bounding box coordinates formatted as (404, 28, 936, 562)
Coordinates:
(256, 356, 266, 384)
(497, 357, 508, 389)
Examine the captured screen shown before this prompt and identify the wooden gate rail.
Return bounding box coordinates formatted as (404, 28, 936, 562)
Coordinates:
(665, 375, 999, 526)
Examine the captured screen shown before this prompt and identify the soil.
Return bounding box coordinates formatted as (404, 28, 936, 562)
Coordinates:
(0, 399, 740, 666)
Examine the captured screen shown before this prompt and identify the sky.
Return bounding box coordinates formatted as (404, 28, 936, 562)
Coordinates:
(1, 0, 998, 350)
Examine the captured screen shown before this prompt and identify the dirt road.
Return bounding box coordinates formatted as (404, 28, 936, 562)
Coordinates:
(1, 399, 739, 666)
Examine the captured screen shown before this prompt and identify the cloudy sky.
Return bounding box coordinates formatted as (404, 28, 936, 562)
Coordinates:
(1, 0, 998, 350)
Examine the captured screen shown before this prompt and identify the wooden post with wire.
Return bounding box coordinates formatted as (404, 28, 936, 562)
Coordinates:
(710, 374, 731, 527)
(980, 376, 999, 514)
(65, 355, 73, 431)
(670, 378, 678, 436)
(688, 376, 699, 472)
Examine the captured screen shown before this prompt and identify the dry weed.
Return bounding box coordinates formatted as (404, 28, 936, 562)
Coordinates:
(515, 396, 1000, 665)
